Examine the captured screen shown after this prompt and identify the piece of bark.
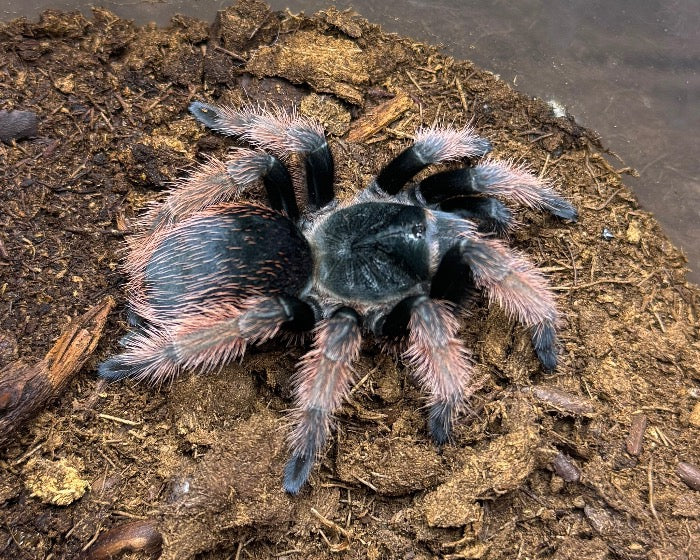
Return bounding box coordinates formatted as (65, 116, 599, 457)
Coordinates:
(246, 30, 369, 105)
(523, 385, 598, 417)
(347, 91, 415, 143)
(552, 451, 581, 482)
(625, 413, 648, 456)
(0, 296, 115, 446)
(677, 462, 700, 491)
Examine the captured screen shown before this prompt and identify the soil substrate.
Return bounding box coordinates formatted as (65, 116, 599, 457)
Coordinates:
(1, 2, 699, 558)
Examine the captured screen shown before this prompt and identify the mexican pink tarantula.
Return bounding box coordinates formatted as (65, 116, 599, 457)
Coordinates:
(99, 100, 577, 494)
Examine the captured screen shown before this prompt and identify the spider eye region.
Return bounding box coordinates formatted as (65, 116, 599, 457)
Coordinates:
(411, 222, 426, 238)
(315, 202, 431, 301)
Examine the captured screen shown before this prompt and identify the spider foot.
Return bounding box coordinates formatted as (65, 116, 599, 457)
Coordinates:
(98, 355, 136, 381)
(428, 401, 457, 445)
(283, 452, 315, 495)
(532, 320, 558, 371)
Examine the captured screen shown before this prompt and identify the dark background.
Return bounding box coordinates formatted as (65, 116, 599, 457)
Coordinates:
(3, 0, 698, 283)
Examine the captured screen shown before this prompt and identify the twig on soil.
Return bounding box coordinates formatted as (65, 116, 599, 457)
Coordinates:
(347, 91, 415, 143)
(584, 188, 623, 211)
(353, 474, 378, 492)
(142, 85, 173, 113)
(311, 507, 351, 552)
(13, 443, 43, 465)
(0, 296, 115, 447)
(552, 277, 638, 291)
(213, 44, 248, 63)
(97, 413, 141, 426)
(647, 456, 661, 525)
(454, 76, 469, 113)
(564, 239, 578, 287)
(652, 310, 666, 333)
(405, 70, 424, 93)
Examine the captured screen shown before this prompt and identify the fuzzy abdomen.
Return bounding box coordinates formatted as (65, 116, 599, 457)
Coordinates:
(139, 204, 312, 318)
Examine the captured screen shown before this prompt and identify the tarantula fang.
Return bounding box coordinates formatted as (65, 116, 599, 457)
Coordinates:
(99, 100, 577, 494)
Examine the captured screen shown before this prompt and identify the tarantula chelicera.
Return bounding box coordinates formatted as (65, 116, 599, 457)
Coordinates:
(99, 100, 577, 494)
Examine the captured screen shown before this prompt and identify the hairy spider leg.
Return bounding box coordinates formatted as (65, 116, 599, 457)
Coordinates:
(428, 246, 478, 306)
(284, 308, 362, 494)
(141, 149, 300, 232)
(401, 297, 476, 443)
(437, 196, 515, 235)
(98, 296, 314, 385)
(189, 101, 335, 209)
(459, 236, 560, 370)
(374, 126, 492, 194)
(419, 160, 578, 220)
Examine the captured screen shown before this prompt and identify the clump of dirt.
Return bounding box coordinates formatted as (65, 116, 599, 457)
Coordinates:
(1, 2, 698, 559)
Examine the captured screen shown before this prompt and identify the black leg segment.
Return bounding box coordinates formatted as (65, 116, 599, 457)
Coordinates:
(438, 196, 514, 235)
(277, 295, 317, 332)
(376, 145, 430, 195)
(262, 157, 300, 221)
(373, 295, 427, 337)
(429, 246, 476, 305)
(419, 168, 480, 201)
(305, 143, 335, 208)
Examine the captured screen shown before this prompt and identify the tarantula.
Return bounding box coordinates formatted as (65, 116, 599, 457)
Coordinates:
(99, 100, 577, 494)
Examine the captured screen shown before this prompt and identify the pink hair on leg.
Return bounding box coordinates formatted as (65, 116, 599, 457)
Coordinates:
(403, 298, 476, 442)
(103, 298, 288, 386)
(472, 159, 577, 219)
(283, 310, 361, 493)
(413, 125, 492, 162)
(460, 235, 560, 368)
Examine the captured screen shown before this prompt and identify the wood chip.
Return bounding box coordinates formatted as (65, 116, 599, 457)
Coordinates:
(347, 91, 415, 143)
(677, 461, 700, 491)
(0, 296, 115, 446)
(523, 385, 598, 417)
(84, 520, 162, 559)
(625, 413, 648, 456)
(552, 452, 581, 482)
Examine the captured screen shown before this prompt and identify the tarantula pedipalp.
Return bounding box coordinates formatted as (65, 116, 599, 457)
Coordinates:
(98, 100, 577, 494)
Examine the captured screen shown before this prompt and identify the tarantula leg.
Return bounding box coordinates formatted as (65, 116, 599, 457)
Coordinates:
(140, 148, 300, 231)
(419, 161, 578, 220)
(438, 196, 514, 235)
(400, 297, 476, 444)
(428, 246, 477, 306)
(375, 126, 492, 194)
(459, 236, 560, 370)
(372, 295, 423, 337)
(284, 307, 362, 494)
(260, 154, 300, 220)
(189, 101, 334, 208)
(98, 296, 313, 385)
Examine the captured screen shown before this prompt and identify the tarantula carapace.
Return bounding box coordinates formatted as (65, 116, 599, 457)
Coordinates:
(99, 100, 577, 494)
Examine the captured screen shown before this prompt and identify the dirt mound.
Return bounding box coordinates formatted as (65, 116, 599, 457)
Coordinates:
(1, 2, 698, 558)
